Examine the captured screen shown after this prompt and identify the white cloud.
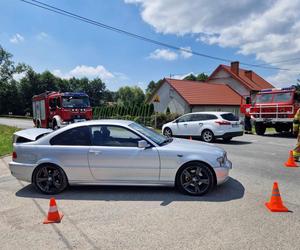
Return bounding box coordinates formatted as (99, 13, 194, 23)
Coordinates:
(125, 0, 300, 86)
(53, 65, 115, 80)
(9, 33, 24, 44)
(36, 32, 49, 40)
(180, 46, 192, 59)
(149, 48, 178, 61)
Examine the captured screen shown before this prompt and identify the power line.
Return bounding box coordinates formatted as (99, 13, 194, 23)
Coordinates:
(20, 0, 296, 72)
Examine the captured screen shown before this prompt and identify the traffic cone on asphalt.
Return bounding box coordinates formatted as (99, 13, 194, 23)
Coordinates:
(43, 198, 63, 224)
(284, 150, 298, 168)
(265, 182, 289, 212)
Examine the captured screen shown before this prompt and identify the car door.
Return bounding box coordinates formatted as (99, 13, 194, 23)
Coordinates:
(88, 125, 160, 182)
(188, 114, 206, 136)
(173, 114, 192, 136)
(49, 126, 93, 181)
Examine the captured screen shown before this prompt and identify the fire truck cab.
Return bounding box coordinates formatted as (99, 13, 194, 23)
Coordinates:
(32, 91, 93, 129)
(241, 87, 300, 135)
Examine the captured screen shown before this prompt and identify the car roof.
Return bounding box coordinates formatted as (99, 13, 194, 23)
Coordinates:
(66, 119, 134, 128)
(184, 111, 233, 115)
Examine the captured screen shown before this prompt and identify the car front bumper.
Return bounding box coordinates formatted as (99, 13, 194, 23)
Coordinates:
(9, 161, 36, 182)
(215, 159, 232, 185)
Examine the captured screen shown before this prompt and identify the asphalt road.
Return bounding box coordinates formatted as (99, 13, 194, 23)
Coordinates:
(0, 117, 34, 129)
(0, 133, 299, 249)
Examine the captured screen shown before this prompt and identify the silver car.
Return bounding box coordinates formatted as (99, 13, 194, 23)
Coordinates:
(9, 120, 232, 196)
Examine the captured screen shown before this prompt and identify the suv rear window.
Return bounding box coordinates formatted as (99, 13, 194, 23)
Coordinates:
(221, 113, 239, 121)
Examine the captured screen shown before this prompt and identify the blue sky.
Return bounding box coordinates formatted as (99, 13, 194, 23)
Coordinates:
(1, 0, 299, 91)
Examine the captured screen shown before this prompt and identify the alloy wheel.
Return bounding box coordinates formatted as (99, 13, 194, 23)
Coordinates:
(35, 166, 64, 194)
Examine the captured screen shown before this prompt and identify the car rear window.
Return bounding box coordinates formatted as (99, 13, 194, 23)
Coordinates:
(221, 113, 239, 121)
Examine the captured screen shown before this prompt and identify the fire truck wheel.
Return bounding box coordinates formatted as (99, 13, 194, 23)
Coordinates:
(255, 123, 266, 135)
(52, 120, 59, 130)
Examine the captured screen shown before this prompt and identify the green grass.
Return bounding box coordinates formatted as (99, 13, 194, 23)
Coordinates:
(0, 125, 20, 157)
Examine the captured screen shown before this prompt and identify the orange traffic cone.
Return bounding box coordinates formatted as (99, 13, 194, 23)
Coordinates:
(189, 136, 192, 140)
(43, 198, 63, 224)
(265, 182, 289, 212)
(284, 150, 298, 167)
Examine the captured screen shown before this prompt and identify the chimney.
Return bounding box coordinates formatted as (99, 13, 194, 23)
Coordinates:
(231, 61, 239, 75)
(245, 70, 253, 81)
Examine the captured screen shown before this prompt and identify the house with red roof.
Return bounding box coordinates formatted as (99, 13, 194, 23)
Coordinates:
(148, 61, 274, 115)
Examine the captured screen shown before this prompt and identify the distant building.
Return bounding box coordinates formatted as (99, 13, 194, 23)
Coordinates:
(147, 61, 274, 115)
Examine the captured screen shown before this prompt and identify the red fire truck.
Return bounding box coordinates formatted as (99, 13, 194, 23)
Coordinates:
(240, 87, 300, 135)
(32, 91, 93, 129)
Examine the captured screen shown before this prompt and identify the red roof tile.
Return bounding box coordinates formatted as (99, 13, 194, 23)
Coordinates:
(209, 64, 274, 91)
(165, 78, 242, 106)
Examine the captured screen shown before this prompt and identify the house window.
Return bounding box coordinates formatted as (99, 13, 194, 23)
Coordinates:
(169, 88, 174, 98)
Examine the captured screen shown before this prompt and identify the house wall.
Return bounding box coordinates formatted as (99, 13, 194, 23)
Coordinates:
(191, 105, 241, 116)
(151, 81, 190, 114)
(208, 69, 249, 96)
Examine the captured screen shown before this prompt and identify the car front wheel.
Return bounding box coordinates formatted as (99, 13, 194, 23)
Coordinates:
(163, 127, 173, 137)
(201, 129, 215, 143)
(33, 164, 68, 194)
(176, 162, 214, 196)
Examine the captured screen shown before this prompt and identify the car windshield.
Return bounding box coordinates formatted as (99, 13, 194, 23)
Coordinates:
(62, 96, 90, 108)
(129, 122, 170, 146)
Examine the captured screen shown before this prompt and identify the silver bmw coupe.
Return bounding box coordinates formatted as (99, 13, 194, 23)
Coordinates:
(9, 120, 232, 196)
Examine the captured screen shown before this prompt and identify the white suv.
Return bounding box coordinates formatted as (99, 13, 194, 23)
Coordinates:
(162, 112, 243, 143)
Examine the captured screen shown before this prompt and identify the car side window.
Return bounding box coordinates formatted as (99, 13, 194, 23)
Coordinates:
(91, 125, 142, 147)
(177, 114, 192, 123)
(205, 114, 218, 120)
(50, 126, 91, 146)
(191, 114, 204, 121)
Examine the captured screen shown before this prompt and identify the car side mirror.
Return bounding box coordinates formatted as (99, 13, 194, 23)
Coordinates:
(138, 140, 150, 149)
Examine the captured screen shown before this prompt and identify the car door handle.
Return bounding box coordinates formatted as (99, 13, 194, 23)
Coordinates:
(89, 150, 102, 155)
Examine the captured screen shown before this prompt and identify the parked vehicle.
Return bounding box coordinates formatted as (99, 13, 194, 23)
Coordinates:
(32, 91, 93, 129)
(240, 87, 300, 135)
(9, 120, 232, 196)
(162, 112, 243, 143)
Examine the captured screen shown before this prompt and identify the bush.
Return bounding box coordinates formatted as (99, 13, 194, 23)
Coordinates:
(151, 113, 180, 129)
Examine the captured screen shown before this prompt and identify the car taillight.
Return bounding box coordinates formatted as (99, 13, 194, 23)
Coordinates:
(215, 120, 231, 125)
(12, 151, 17, 160)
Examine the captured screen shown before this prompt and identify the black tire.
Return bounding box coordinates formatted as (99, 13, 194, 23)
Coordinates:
(33, 164, 68, 194)
(223, 137, 232, 142)
(176, 162, 214, 196)
(255, 122, 266, 135)
(163, 127, 173, 137)
(275, 127, 283, 133)
(201, 129, 215, 143)
(52, 120, 59, 130)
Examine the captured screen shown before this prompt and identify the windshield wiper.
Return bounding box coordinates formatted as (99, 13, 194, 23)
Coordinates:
(160, 137, 173, 146)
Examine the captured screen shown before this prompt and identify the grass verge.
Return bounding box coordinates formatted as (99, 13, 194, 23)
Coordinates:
(0, 125, 19, 157)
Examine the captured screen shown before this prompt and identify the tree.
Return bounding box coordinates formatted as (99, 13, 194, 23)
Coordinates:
(196, 73, 208, 82)
(117, 86, 145, 107)
(183, 74, 197, 81)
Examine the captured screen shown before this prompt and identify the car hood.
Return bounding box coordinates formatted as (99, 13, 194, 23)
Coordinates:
(161, 138, 225, 155)
(14, 128, 53, 141)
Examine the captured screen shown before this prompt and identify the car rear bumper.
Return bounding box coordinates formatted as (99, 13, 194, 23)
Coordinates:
(9, 161, 36, 182)
(215, 131, 244, 139)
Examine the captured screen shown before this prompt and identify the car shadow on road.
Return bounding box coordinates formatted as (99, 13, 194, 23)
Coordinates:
(15, 177, 244, 206)
(263, 132, 296, 139)
(214, 139, 252, 145)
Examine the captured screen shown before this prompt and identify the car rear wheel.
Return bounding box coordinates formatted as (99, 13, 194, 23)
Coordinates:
(33, 164, 68, 194)
(163, 127, 173, 137)
(201, 129, 215, 143)
(176, 162, 214, 196)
